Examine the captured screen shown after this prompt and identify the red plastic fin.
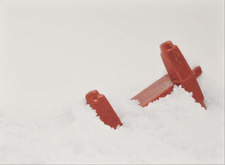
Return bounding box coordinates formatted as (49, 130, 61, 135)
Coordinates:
(160, 41, 206, 109)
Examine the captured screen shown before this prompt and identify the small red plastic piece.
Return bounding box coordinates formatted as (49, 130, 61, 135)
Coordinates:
(86, 90, 122, 129)
(132, 41, 206, 109)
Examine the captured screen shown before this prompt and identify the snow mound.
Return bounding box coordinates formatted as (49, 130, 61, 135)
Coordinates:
(0, 85, 223, 164)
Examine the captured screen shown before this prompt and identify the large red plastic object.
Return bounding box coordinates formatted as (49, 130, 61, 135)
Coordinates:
(86, 90, 123, 129)
(132, 41, 206, 109)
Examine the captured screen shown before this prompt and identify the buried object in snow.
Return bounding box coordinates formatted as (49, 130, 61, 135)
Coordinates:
(86, 41, 206, 129)
(132, 41, 206, 109)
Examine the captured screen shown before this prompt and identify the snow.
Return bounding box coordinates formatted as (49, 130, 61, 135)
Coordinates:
(0, 0, 224, 164)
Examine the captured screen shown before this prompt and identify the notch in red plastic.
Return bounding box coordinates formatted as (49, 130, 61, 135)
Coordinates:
(86, 90, 123, 129)
(132, 41, 206, 109)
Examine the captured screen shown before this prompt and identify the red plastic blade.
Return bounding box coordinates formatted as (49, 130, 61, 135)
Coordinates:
(132, 75, 174, 107)
(132, 66, 202, 107)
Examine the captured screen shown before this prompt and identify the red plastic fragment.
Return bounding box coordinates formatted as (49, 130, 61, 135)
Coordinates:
(86, 90, 122, 129)
(132, 41, 206, 109)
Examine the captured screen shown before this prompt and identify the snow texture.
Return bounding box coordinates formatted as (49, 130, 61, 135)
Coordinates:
(0, 0, 224, 164)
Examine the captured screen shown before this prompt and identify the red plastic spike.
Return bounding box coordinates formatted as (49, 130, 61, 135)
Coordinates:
(86, 90, 122, 129)
(132, 41, 206, 109)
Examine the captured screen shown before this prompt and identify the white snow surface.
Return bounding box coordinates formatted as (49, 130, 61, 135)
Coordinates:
(0, 0, 224, 164)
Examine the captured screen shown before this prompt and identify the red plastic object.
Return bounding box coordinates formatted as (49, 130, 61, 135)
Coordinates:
(86, 90, 123, 129)
(132, 41, 206, 109)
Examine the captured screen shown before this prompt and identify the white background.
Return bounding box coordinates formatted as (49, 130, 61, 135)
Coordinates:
(0, 0, 224, 164)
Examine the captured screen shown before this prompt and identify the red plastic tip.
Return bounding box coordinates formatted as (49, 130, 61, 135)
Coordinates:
(86, 90, 123, 129)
